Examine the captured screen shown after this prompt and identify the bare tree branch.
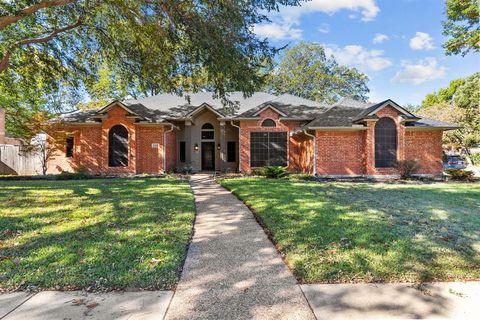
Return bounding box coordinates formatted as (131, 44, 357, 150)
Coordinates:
(0, 19, 82, 73)
(0, 0, 76, 30)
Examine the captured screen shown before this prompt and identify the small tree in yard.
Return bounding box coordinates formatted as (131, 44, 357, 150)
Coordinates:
(20, 112, 69, 175)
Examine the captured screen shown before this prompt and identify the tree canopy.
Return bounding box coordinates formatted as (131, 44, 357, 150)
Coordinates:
(417, 72, 480, 147)
(0, 0, 305, 138)
(443, 0, 480, 56)
(1, 1, 305, 96)
(266, 42, 369, 104)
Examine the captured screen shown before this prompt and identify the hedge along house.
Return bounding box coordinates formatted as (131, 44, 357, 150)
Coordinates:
(48, 92, 459, 177)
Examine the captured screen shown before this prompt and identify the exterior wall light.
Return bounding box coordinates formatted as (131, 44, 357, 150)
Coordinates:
(194, 143, 199, 151)
(217, 143, 221, 150)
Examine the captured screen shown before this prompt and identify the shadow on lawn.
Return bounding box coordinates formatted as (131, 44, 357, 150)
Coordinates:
(0, 179, 195, 291)
(166, 175, 462, 320)
(223, 179, 480, 283)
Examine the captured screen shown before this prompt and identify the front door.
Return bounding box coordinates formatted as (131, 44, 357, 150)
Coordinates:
(201, 142, 215, 171)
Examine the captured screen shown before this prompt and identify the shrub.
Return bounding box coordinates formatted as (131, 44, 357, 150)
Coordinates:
(445, 169, 475, 181)
(470, 153, 480, 165)
(263, 166, 288, 179)
(251, 167, 266, 176)
(395, 160, 420, 179)
(56, 171, 91, 180)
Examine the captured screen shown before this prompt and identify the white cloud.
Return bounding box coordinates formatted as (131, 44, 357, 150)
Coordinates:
(300, 0, 380, 22)
(254, 22, 302, 40)
(372, 33, 389, 44)
(318, 23, 330, 34)
(392, 58, 445, 85)
(324, 44, 392, 72)
(409, 32, 435, 50)
(254, 0, 379, 40)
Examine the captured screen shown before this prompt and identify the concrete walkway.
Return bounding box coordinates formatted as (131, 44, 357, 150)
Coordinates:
(164, 174, 315, 320)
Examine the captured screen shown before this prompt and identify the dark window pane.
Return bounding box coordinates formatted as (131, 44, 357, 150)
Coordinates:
(262, 119, 276, 127)
(227, 141, 236, 162)
(250, 132, 287, 167)
(375, 117, 397, 167)
(66, 137, 74, 158)
(201, 131, 214, 139)
(202, 123, 214, 129)
(180, 141, 186, 162)
(108, 125, 129, 167)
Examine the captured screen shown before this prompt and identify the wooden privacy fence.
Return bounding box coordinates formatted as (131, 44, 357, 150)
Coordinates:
(0, 144, 42, 175)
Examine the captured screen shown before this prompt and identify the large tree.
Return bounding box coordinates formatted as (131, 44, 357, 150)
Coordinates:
(443, 0, 480, 56)
(1, 0, 305, 138)
(417, 72, 480, 147)
(267, 42, 369, 104)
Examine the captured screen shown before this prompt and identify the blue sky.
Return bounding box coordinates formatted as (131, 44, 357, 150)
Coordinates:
(255, 0, 480, 106)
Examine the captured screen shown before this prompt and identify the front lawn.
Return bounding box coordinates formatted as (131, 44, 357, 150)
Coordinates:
(220, 178, 480, 283)
(0, 178, 195, 292)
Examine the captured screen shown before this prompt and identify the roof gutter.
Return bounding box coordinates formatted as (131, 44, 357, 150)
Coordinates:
(303, 130, 317, 176)
(230, 120, 241, 172)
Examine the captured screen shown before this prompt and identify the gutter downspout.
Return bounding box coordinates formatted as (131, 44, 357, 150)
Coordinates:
(303, 129, 317, 176)
(230, 120, 241, 173)
(163, 123, 176, 174)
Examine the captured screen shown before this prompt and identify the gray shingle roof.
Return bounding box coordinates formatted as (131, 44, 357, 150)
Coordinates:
(408, 117, 460, 129)
(305, 106, 367, 128)
(58, 109, 99, 123)
(56, 92, 460, 130)
(124, 91, 278, 116)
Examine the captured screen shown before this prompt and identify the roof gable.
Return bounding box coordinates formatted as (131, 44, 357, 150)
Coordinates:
(354, 99, 415, 122)
(252, 104, 287, 117)
(97, 100, 138, 116)
(186, 103, 224, 118)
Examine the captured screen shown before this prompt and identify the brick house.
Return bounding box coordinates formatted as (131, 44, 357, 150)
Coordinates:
(48, 92, 458, 177)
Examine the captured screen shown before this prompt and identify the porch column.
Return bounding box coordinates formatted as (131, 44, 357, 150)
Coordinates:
(185, 121, 192, 166)
(365, 120, 376, 175)
(220, 121, 226, 172)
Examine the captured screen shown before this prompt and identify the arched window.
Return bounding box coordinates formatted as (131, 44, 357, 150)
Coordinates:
(201, 123, 214, 140)
(375, 117, 397, 168)
(262, 119, 276, 127)
(109, 125, 129, 167)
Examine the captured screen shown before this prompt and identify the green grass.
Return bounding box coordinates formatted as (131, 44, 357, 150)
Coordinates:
(220, 178, 480, 283)
(0, 178, 195, 292)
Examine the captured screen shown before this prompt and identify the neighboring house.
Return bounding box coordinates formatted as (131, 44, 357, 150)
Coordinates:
(0, 108, 23, 146)
(1, 108, 42, 175)
(48, 92, 458, 177)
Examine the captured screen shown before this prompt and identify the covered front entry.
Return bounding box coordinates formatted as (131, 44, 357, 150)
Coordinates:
(201, 142, 215, 171)
(173, 106, 239, 173)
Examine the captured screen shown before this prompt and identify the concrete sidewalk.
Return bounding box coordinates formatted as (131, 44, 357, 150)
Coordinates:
(0, 291, 172, 320)
(164, 174, 315, 319)
(302, 282, 480, 320)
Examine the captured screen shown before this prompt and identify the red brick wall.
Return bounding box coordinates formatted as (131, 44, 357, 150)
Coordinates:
(405, 130, 443, 174)
(316, 130, 366, 175)
(136, 126, 164, 174)
(48, 104, 171, 174)
(239, 108, 304, 173)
